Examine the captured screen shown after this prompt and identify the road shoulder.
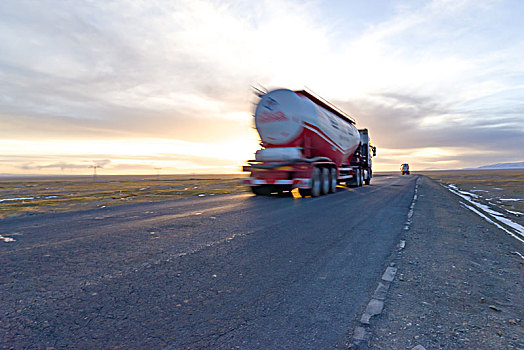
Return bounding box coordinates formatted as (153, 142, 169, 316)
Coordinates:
(369, 175, 524, 349)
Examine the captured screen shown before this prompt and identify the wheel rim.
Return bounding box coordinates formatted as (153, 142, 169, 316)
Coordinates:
(311, 167, 321, 197)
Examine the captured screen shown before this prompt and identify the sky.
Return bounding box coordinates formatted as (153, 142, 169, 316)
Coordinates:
(1, 0, 523, 175)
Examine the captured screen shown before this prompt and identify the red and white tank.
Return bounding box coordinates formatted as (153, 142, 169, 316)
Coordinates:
(254, 89, 361, 166)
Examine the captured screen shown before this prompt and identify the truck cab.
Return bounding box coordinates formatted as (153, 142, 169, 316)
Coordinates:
(401, 163, 410, 175)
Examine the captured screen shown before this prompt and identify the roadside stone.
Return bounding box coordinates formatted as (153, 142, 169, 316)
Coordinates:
(365, 299, 384, 315)
(381, 267, 397, 282)
(360, 313, 372, 325)
(372, 282, 389, 301)
(411, 344, 426, 350)
(353, 326, 367, 341)
(360, 299, 384, 324)
(489, 305, 501, 312)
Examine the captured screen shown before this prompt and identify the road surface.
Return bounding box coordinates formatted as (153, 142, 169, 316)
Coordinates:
(1, 175, 417, 349)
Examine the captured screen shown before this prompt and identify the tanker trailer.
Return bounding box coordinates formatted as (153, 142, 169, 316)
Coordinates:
(242, 88, 376, 197)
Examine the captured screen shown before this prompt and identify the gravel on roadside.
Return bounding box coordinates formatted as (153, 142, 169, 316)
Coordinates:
(369, 176, 524, 349)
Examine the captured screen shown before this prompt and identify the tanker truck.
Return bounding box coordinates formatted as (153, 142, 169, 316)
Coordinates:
(242, 88, 376, 197)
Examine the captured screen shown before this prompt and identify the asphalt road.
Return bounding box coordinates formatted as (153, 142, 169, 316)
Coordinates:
(1, 175, 417, 349)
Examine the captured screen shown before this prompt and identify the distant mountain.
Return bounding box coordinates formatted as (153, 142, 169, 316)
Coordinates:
(477, 161, 524, 170)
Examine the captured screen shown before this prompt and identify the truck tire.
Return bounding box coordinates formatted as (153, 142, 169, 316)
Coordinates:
(329, 168, 337, 193)
(298, 167, 322, 197)
(364, 170, 371, 185)
(321, 168, 330, 195)
(352, 168, 362, 187)
(251, 185, 273, 195)
(311, 167, 322, 197)
(360, 169, 365, 187)
(348, 168, 358, 187)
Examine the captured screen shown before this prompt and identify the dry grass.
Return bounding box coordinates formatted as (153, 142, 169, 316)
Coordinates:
(0, 174, 249, 219)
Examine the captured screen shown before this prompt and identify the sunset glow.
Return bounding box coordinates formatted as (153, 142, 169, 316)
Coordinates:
(1, 0, 523, 175)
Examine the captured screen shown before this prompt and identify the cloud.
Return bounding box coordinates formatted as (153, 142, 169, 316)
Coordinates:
(338, 91, 523, 147)
(0, 0, 523, 172)
(0, 109, 255, 143)
(3, 149, 239, 174)
(20, 162, 92, 171)
(18, 159, 110, 171)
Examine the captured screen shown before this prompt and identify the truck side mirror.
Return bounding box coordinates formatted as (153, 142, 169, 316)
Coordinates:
(372, 146, 377, 156)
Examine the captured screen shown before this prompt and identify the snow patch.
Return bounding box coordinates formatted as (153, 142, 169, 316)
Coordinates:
(459, 202, 524, 244)
(505, 209, 523, 216)
(513, 251, 524, 261)
(447, 183, 524, 244)
(0, 197, 35, 202)
(0, 235, 15, 243)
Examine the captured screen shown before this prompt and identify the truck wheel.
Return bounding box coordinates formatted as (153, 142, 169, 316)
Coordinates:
(321, 168, 330, 195)
(348, 168, 358, 187)
(329, 168, 337, 193)
(251, 185, 272, 195)
(360, 169, 365, 187)
(311, 167, 322, 197)
(298, 167, 321, 197)
(364, 171, 371, 185)
(352, 168, 361, 187)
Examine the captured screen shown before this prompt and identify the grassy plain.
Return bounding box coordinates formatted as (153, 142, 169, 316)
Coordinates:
(0, 174, 249, 219)
(4, 170, 520, 220)
(419, 169, 524, 218)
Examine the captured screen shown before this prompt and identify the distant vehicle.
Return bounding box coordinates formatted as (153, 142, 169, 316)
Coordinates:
(401, 164, 410, 175)
(242, 88, 376, 196)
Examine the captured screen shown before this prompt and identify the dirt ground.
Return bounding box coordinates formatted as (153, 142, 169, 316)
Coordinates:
(420, 169, 524, 220)
(370, 174, 524, 349)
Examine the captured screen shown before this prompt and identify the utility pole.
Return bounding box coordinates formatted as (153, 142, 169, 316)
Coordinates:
(89, 165, 101, 182)
(154, 167, 162, 181)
